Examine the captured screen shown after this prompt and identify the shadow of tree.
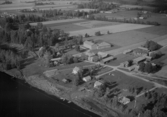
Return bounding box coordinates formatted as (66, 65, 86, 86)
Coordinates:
(21, 57, 37, 69)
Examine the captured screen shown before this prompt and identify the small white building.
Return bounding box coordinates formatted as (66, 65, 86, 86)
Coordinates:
(101, 56, 115, 64)
(94, 81, 102, 88)
(118, 97, 130, 105)
(72, 66, 80, 74)
(83, 41, 97, 50)
(83, 76, 91, 82)
(97, 52, 108, 58)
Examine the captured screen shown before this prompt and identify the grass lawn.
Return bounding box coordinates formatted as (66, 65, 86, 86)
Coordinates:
(102, 70, 154, 90)
(69, 23, 153, 37)
(22, 55, 93, 77)
(107, 53, 139, 66)
(74, 20, 121, 28)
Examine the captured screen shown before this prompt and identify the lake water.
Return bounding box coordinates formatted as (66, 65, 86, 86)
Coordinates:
(0, 72, 99, 117)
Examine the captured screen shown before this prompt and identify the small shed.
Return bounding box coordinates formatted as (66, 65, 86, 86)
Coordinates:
(98, 52, 108, 58)
(83, 76, 91, 82)
(118, 97, 130, 105)
(72, 66, 80, 74)
(94, 81, 102, 88)
(102, 56, 115, 64)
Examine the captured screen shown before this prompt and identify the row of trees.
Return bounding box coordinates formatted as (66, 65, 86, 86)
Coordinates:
(0, 14, 46, 28)
(78, 1, 118, 11)
(87, 15, 160, 26)
(137, 91, 167, 117)
(0, 44, 25, 70)
(139, 62, 159, 73)
(143, 40, 162, 51)
(40, 9, 98, 18)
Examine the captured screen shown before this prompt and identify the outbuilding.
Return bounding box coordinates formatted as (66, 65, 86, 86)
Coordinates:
(101, 56, 115, 64)
(83, 41, 97, 50)
(118, 97, 130, 105)
(96, 41, 111, 49)
(98, 52, 108, 58)
(133, 56, 146, 64)
(72, 66, 80, 74)
(94, 81, 103, 88)
(83, 76, 91, 82)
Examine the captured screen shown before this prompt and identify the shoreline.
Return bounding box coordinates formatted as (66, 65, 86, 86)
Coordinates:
(0, 69, 119, 117)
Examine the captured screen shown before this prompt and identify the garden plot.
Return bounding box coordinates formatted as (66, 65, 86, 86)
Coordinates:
(74, 20, 120, 28)
(68, 23, 153, 37)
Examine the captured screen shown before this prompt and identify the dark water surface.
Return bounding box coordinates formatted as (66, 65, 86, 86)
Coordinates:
(0, 72, 99, 117)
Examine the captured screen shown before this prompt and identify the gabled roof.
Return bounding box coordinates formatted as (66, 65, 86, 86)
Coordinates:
(83, 76, 91, 82)
(97, 42, 111, 47)
(73, 66, 80, 71)
(102, 56, 115, 62)
(94, 81, 102, 88)
(84, 41, 95, 46)
(133, 56, 146, 62)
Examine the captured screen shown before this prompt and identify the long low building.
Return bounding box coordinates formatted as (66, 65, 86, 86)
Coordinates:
(133, 56, 146, 64)
(101, 56, 115, 64)
(83, 40, 111, 50)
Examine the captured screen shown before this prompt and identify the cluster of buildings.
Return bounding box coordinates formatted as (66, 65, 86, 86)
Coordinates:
(75, 9, 98, 13)
(85, 50, 115, 63)
(72, 66, 103, 88)
(121, 46, 159, 72)
(0, 12, 16, 18)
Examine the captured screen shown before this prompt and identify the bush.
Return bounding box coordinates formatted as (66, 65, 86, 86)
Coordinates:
(95, 31, 101, 36)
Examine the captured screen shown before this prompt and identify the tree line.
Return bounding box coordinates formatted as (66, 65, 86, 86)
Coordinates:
(78, 1, 118, 11)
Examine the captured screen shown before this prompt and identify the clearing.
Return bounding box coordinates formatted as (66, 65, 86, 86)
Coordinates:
(68, 23, 153, 37)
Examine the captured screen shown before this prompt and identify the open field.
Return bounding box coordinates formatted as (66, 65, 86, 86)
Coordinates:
(74, 21, 120, 28)
(136, 26, 167, 36)
(68, 23, 153, 37)
(50, 24, 87, 32)
(96, 10, 167, 25)
(87, 29, 158, 47)
(51, 21, 121, 31)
